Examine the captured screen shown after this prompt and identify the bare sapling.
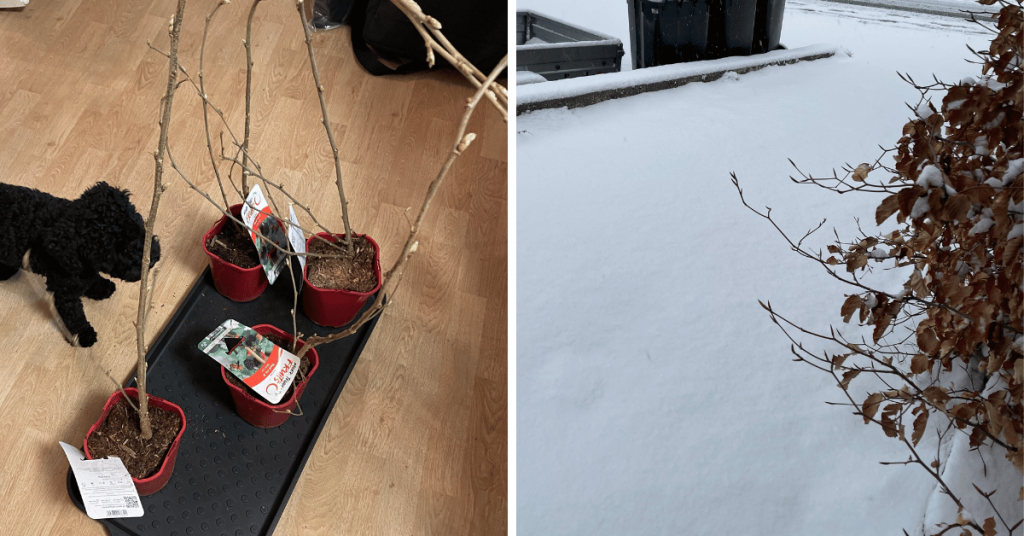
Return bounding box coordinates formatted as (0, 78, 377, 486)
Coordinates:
(241, 0, 264, 196)
(135, 0, 188, 441)
(152, 0, 506, 376)
(296, 0, 355, 254)
(286, 0, 507, 357)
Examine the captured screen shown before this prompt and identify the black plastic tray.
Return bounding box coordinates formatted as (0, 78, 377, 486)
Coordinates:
(516, 10, 624, 80)
(67, 263, 381, 536)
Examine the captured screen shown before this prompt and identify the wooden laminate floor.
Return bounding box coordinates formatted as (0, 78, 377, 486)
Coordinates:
(0, 0, 507, 533)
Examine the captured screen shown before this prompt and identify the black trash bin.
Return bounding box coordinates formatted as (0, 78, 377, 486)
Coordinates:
(752, 0, 786, 54)
(627, 0, 785, 68)
(706, 0, 758, 58)
(628, 0, 712, 69)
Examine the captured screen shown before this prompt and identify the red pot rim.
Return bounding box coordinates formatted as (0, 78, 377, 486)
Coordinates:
(201, 204, 266, 275)
(84, 387, 187, 486)
(302, 232, 382, 296)
(220, 324, 320, 411)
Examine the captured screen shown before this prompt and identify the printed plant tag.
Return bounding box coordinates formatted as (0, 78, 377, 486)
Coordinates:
(60, 442, 144, 519)
(198, 320, 301, 405)
(288, 205, 307, 274)
(287, 205, 306, 293)
(240, 184, 289, 284)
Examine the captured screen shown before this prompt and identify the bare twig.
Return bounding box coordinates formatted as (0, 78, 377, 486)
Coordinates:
(136, 0, 187, 441)
(296, 0, 354, 254)
(199, 0, 231, 210)
(243, 0, 265, 195)
(387, 0, 507, 121)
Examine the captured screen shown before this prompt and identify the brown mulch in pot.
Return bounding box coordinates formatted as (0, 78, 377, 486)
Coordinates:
(86, 396, 182, 480)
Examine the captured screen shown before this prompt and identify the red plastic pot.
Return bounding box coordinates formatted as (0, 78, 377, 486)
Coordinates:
(202, 204, 268, 302)
(84, 387, 187, 496)
(302, 232, 382, 327)
(221, 324, 320, 428)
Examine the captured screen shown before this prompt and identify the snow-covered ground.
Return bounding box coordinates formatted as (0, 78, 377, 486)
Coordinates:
(516, 1, 1015, 535)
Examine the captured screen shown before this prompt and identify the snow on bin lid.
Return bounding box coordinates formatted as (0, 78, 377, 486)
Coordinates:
(517, 10, 623, 48)
(517, 71, 549, 86)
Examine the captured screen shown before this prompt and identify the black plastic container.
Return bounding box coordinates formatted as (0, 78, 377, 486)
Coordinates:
(627, 0, 785, 68)
(707, 0, 758, 58)
(752, 0, 785, 54)
(517, 10, 624, 80)
(628, 0, 711, 67)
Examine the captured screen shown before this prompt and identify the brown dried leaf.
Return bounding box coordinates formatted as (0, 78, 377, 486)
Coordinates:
(1003, 236, 1022, 268)
(911, 353, 930, 375)
(839, 369, 861, 390)
(841, 294, 863, 323)
(881, 413, 899, 437)
(852, 163, 870, 182)
(912, 410, 928, 446)
(969, 425, 987, 448)
(982, 517, 996, 536)
(909, 269, 928, 298)
(873, 313, 894, 343)
(944, 194, 972, 223)
(927, 187, 945, 214)
(897, 187, 924, 217)
(918, 328, 939, 356)
(876, 193, 900, 225)
(847, 253, 868, 272)
(923, 386, 951, 406)
(862, 393, 884, 424)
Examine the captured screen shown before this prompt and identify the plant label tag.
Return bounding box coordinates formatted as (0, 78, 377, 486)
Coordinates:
(240, 184, 289, 285)
(59, 442, 144, 519)
(198, 320, 301, 405)
(287, 205, 307, 274)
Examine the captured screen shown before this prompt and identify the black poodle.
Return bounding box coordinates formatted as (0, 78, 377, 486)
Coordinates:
(0, 181, 160, 347)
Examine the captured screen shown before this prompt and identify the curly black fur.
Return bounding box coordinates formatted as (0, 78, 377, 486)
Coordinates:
(0, 181, 160, 347)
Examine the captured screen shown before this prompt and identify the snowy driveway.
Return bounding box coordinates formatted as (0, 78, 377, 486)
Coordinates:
(516, 1, 992, 534)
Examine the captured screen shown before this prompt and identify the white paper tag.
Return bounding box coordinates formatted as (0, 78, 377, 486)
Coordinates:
(288, 205, 307, 273)
(286, 205, 305, 292)
(240, 184, 289, 285)
(60, 442, 144, 519)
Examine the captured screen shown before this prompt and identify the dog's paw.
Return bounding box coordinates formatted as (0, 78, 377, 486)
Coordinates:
(85, 278, 116, 300)
(77, 326, 98, 347)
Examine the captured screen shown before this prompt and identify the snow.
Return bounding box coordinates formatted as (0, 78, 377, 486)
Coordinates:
(517, 70, 549, 86)
(516, 1, 1017, 535)
(923, 374, 1022, 535)
(917, 164, 945, 188)
(518, 43, 842, 107)
(819, 0, 1000, 19)
(1004, 158, 1024, 184)
(975, 134, 990, 156)
(916, 100, 936, 121)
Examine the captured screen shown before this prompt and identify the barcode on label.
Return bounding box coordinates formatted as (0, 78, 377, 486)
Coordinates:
(106, 509, 128, 516)
(124, 497, 140, 509)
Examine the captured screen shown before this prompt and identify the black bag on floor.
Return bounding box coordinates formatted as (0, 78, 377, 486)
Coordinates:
(350, 0, 506, 76)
